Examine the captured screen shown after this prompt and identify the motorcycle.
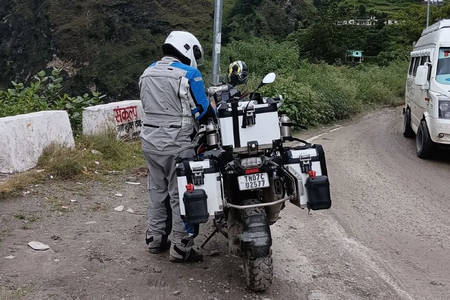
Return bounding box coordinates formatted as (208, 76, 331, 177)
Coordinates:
(176, 72, 332, 291)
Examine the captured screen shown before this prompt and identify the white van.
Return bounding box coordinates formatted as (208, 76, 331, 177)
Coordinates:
(403, 19, 450, 158)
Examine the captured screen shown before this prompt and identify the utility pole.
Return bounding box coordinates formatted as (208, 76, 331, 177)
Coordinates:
(211, 0, 223, 86)
(427, 0, 430, 27)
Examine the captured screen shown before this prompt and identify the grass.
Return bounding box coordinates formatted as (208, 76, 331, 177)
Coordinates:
(0, 133, 146, 200)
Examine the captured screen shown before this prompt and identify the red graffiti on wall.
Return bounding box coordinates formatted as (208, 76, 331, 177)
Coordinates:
(114, 106, 138, 124)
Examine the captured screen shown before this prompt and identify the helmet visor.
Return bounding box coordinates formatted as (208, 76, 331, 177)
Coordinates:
(194, 45, 204, 66)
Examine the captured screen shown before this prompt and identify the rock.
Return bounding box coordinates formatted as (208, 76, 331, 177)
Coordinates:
(189, 278, 194, 281)
(54, 258, 60, 262)
(126, 208, 135, 213)
(28, 241, 50, 251)
(82, 100, 143, 139)
(50, 235, 61, 240)
(5, 255, 15, 259)
(85, 221, 97, 225)
(70, 199, 77, 203)
(91, 149, 102, 155)
(94, 161, 100, 165)
(115, 193, 123, 197)
(0, 111, 74, 173)
(61, 206, 69, 210)
(225, 289, 230, 293)
(114, 205, 124, 212)
(125, 181, 141, 185)
(173, 291, 181, 296)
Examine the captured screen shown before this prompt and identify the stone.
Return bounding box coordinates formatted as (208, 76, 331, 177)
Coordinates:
(28, 241, 50, 251)
(91, 149, 102, 155)
(82, 100, 143, 139)
(125, 181, 141, 185)
(114, 205, 124, 212)
(5, 255, 15, 259)
(172, 291, 181, 296)
(126, 208, 135, 213)
(115, 193, 123, 197)
(0, 111, 74, 173)
(85, 221, 97, 225)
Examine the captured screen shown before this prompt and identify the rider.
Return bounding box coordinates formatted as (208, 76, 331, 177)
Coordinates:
(139, 31, 215, 262)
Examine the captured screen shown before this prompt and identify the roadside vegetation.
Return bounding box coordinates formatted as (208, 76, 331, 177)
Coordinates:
(0, 133, 145, 199)
(0, 69, 104, 132)
(220, 38, 407, 128)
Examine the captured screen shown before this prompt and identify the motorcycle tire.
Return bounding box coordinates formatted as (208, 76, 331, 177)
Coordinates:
(241, 199, 273, 292)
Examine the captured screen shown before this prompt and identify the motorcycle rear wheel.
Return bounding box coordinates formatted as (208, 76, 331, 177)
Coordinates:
(241, 199, 273, 292)
(243, 251, 273, 292)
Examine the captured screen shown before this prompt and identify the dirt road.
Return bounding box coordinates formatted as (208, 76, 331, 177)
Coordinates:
(1, 107, 449, 299)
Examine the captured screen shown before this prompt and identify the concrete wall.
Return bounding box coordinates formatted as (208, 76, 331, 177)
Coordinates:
(0, 111, 75, 173)
(82, 100, 143, 139)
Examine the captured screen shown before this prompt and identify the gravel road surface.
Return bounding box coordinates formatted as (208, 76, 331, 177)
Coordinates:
(0, 107, 449, 299)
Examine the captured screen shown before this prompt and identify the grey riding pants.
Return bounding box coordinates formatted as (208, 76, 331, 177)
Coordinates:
(143, 148, 195, 248)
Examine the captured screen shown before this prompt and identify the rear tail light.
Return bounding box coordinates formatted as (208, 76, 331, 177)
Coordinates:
(244, 168, 260, 175)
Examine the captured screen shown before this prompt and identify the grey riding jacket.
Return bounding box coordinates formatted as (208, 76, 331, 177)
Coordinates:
(139, 56, 213, 154)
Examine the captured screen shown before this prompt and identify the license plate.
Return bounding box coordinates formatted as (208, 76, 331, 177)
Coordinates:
(237, 173, 270, 191)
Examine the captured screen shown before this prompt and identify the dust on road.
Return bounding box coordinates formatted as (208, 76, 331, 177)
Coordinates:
(1, 107, 449, 299)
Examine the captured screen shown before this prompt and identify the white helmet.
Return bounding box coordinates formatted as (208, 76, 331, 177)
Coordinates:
(163, 31, 204, 68)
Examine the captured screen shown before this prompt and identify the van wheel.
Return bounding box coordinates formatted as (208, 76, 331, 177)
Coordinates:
(403, 108, 414, 138)
(416, 120, 434, 159)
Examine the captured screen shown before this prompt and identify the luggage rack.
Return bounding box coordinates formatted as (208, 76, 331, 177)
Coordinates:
(224, 197, 289, 210)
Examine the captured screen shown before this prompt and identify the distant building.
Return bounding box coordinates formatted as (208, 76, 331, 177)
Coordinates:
(423, 0, 444, 5)
(346, 50, 364, 63)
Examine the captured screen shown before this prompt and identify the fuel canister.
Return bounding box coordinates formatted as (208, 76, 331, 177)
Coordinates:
(280, 114, 293, 139)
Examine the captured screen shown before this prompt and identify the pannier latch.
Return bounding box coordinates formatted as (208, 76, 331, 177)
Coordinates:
(300, 155, 312, 173)
(245, 107, 256, 127)
(192, 167, 205, 186)
(247, 141, 259, 154)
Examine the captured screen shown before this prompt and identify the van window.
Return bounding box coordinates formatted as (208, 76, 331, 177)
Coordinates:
(413, 57, 420, 76)
(409, 58, 415, 75)
(420, 56, 429, 65)
(437, 48, 450, 85)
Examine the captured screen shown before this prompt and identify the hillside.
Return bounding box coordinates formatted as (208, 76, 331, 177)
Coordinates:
(0, 0, 313, 99)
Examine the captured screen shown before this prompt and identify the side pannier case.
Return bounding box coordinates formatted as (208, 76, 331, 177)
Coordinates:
(176, 158, 224, 224)
(284, 144, 331, 210)
(217, 101, 280, 149)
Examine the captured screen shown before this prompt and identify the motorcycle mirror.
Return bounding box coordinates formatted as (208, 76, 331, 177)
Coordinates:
(262, 72, 276, 85)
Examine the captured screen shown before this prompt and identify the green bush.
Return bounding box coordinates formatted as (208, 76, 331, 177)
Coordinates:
(0, 69, 105, 132)
(261, 60, 407, 128)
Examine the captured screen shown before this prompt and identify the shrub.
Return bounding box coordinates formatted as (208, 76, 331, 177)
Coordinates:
(0, 69, 105, 132)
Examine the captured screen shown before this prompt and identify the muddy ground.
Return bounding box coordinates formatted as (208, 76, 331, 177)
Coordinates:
(1, 107, 449, 299)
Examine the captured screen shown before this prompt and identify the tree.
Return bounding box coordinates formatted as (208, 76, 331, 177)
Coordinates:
(358, 4, 366, 17)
